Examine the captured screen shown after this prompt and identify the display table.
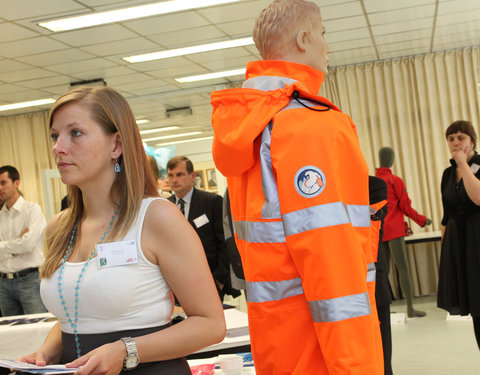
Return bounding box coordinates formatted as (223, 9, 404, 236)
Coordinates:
(0, 309, 250, 361)
(0, 313, 57, 360)
(404, 230, 441, 245)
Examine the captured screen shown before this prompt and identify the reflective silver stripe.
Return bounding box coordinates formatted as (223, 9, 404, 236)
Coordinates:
(308, 292, 371, 323)
(233, 220, 285, 243)
(283, 202, 370, 236)
(242, 75, 298, 91)
(367, 262, 376, 282)
(346, 204, 371, 227)
(260, 123, 282, 219)
(246, 278, 303, 303)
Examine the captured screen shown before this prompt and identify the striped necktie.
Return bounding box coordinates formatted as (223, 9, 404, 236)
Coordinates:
(177, 198, 185, 216)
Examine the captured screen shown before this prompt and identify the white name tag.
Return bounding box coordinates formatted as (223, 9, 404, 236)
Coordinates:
(471, 163, 480, 175)
(96, 240, 138, 268)
(193, 214, 209, 228)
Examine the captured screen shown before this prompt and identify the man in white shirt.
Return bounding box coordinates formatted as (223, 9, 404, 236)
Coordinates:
(0, 165, 47, 316)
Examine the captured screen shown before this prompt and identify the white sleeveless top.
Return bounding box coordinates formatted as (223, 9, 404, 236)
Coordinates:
(41, 198, 174, 334)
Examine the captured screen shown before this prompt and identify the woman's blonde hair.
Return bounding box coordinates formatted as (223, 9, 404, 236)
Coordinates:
(42, 86, 158, 278)
(253, 0, 322, 60)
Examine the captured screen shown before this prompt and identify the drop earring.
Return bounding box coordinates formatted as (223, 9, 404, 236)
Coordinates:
(114, 159, 121, 173)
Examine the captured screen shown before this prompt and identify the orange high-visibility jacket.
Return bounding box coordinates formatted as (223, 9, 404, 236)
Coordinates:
(211, 60, 383, 375)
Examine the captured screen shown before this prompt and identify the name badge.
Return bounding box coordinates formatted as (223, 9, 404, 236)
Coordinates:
(96, 240, 138, 268)
(193, 214, 209, 228)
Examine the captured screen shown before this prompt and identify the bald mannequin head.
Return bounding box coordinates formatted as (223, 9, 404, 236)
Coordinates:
(253, 0, 329, 74)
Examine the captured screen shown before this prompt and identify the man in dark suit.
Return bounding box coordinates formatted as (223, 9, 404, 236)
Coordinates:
(167, 156, 238, 301)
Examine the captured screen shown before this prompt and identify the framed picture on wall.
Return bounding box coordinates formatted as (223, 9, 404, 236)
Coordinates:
(194, 170, 206, 190)
(206, 168, 217, 190)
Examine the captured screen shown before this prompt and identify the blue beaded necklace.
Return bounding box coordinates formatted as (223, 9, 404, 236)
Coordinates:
(57, 206, 120, 358)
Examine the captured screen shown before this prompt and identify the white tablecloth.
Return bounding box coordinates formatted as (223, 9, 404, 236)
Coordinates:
(0, 309, 250, 361)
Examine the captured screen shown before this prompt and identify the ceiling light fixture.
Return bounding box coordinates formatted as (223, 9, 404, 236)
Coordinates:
(38, 0, 240, 32)
(0, 98, 56, 112)
(176, 68, 246, 83)
(123, 37, 254, 63)
(136, 119, 150, 125)
(143, 131, 201, 142)
(139, 126, 179, 135)
(155, 136, 214, 147)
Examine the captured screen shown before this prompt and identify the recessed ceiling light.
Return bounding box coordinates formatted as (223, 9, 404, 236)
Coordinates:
(38, 0, 240, 32)
(139, 126, 179, 135)
(176, 68, 246, 83)
(143, 131, 201, 142)
(0, 98, 56, 112)
(156, 136, 214, 147)
(123, 37, 254, 63)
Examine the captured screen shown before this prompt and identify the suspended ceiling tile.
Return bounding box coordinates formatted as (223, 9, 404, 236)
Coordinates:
(41, 84, 73, 96)
(48, 58, 117, 75)
(15, 48, 94, 67)
(216, 19, 255, 37)
(50, 24, 138, 47)
(113, 78, 169, 93)
(0, 59, 33, 73)
(201, 56, 252, 71)
(0, 89, 54, 102)
(0, 37, 69, 58)
(322, 1, 364, 20)
(123, 12, 209, 35)
(79, 37, 159, 56)
(186, 47, 256, 64)
(128, 83, 181, 97)
(197, 0, 268, 23)
(363, 0, 435, 13)
(367, 4, 436, 26)
(149, 26, 226, 48)
(0, 67, 57, 83)
(2, 0, 83, 21)
(0, 83, 30, 95)
(100, 66, 140, 78)
(17, 75, 73, 89)
(148, 65, 209, 79)
(0, 23, 40, 43)
(79, 0, 149, 7)
(106, 73, 154, 87)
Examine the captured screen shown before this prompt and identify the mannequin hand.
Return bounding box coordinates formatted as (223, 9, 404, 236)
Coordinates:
(17, 350, 55, 366)
(66, 340, 126, 375)
(424, 218, 432, 226)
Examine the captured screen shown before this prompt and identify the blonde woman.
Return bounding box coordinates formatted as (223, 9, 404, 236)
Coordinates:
(19, 86, 225, 374)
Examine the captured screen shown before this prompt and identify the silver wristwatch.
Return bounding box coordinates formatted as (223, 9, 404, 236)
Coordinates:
(120, 337, 139, 371)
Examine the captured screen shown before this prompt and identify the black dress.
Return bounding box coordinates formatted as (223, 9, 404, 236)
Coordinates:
(438, 153, 480, 316)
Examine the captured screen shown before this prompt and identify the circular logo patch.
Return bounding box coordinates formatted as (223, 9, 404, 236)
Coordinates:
(294, 166, 326, 198)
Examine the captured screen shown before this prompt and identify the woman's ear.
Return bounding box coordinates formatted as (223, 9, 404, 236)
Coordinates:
(295, 30, 308, 52)
(112, 133, 123, 159)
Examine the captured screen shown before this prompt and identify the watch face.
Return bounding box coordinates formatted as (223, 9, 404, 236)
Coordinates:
(126, 356, 139, 368)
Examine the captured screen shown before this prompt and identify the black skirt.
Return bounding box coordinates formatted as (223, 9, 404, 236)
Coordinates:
(62, 324, 191, 375)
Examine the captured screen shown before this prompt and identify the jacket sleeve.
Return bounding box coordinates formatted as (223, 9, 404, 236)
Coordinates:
(272, 111, 381, 374)
(211, 194, 230, 286)
(0, 204, 46, 256)
(392, 175, 427, 227)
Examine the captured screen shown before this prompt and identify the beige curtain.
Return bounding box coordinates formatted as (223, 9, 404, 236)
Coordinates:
(0, 111, 66, 216)
(320, 47, 480, 296)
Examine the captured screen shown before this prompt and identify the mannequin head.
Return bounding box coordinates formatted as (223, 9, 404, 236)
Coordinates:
(379, 147, 395, 168)
(253, 0, 330, 74)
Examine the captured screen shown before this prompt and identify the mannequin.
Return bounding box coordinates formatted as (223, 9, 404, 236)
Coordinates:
(376, 147, 432, 318)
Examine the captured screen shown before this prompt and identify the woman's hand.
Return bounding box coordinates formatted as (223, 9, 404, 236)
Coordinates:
(17, 350, 55, 366)
(66, 340, 126, 375)
(451, 144, 469, 166)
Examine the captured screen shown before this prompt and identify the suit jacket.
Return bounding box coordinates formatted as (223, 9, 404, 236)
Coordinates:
(169, 188, 237, 296)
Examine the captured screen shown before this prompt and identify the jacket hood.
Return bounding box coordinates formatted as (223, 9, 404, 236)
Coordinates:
(211, 60, 326, 177)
